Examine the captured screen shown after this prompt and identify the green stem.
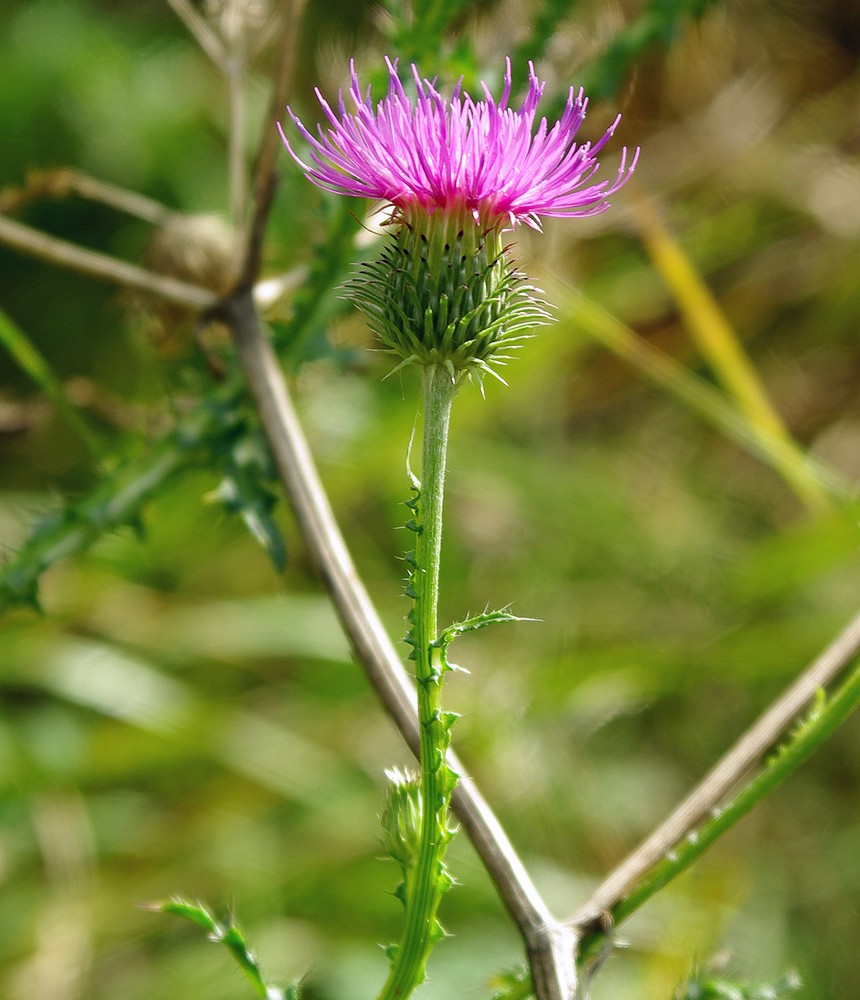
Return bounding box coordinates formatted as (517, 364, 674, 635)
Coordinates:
(379, 363, 459, 1000)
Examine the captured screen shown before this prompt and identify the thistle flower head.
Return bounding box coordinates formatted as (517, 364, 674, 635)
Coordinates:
(279, 59, 638, 379)
(280, 57, 637, 231)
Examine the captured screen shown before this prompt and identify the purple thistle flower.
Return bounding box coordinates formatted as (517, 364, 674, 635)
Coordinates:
(278, 58, 638, 380)
(279, 57, 638, 231)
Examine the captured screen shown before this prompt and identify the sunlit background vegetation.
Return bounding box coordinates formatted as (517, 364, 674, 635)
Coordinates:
(2, 1, 860, 998)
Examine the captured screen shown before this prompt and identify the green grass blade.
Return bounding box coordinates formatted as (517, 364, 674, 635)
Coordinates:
(0, 305, 104, 459)
(565, 291, 850, 503)
(635, 197, 830, 512)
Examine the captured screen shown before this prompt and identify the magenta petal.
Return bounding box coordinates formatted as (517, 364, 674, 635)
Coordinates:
(278, 58, 638, 227)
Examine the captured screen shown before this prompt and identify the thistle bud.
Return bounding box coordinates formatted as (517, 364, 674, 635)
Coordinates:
(381, 767, 422, 873)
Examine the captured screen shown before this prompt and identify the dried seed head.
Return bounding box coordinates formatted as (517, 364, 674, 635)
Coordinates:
(140, 213, 238, 356)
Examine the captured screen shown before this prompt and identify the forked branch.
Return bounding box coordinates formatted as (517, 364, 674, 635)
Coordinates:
(569, 609, 860, 938)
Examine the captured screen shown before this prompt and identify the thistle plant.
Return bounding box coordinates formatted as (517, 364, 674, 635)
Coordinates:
(280, 57, 637, 999)
(4, 5, 860, 1000)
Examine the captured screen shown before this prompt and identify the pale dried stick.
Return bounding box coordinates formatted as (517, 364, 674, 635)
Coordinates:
(569, 607, 860, 932)
(165, 0, 225, 66)
(0, 214, 214, 309)
(0, 212, 303, 313)
(1, 168, 171, 225)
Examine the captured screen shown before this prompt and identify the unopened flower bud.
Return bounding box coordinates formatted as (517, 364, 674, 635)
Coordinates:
(381, 767, 422, 872)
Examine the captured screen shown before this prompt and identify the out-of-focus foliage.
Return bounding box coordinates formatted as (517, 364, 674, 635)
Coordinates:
(1, 2, 860, 1000)
(674, 966, 801, 999)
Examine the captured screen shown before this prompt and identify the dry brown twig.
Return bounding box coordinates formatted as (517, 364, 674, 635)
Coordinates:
(0, 168, 172, 223)
(0, 214, 215, 309)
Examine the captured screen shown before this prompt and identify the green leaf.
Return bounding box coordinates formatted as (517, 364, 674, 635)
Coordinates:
(152, 897, 302, 1000)
(207, 426, 287, 572)
(433, 609, 537, 674)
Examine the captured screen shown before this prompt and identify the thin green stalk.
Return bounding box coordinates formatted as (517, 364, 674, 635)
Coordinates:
(0, 306, 104, 460)
(378, 363, 459, 1000)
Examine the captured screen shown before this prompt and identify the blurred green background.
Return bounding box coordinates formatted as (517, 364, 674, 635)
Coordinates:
(2, 1, 860, 998)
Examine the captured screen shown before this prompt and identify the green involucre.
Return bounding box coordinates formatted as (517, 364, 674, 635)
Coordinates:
(348, 211, 548, 379)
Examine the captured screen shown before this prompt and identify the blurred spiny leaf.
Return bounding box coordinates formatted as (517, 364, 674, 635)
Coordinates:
(0, 384, 283, 612)
(0, 396, 224, 613)
(675, 967, 801, 999)
(206, 417, 286, 573)
(154, 897, 303, 999)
